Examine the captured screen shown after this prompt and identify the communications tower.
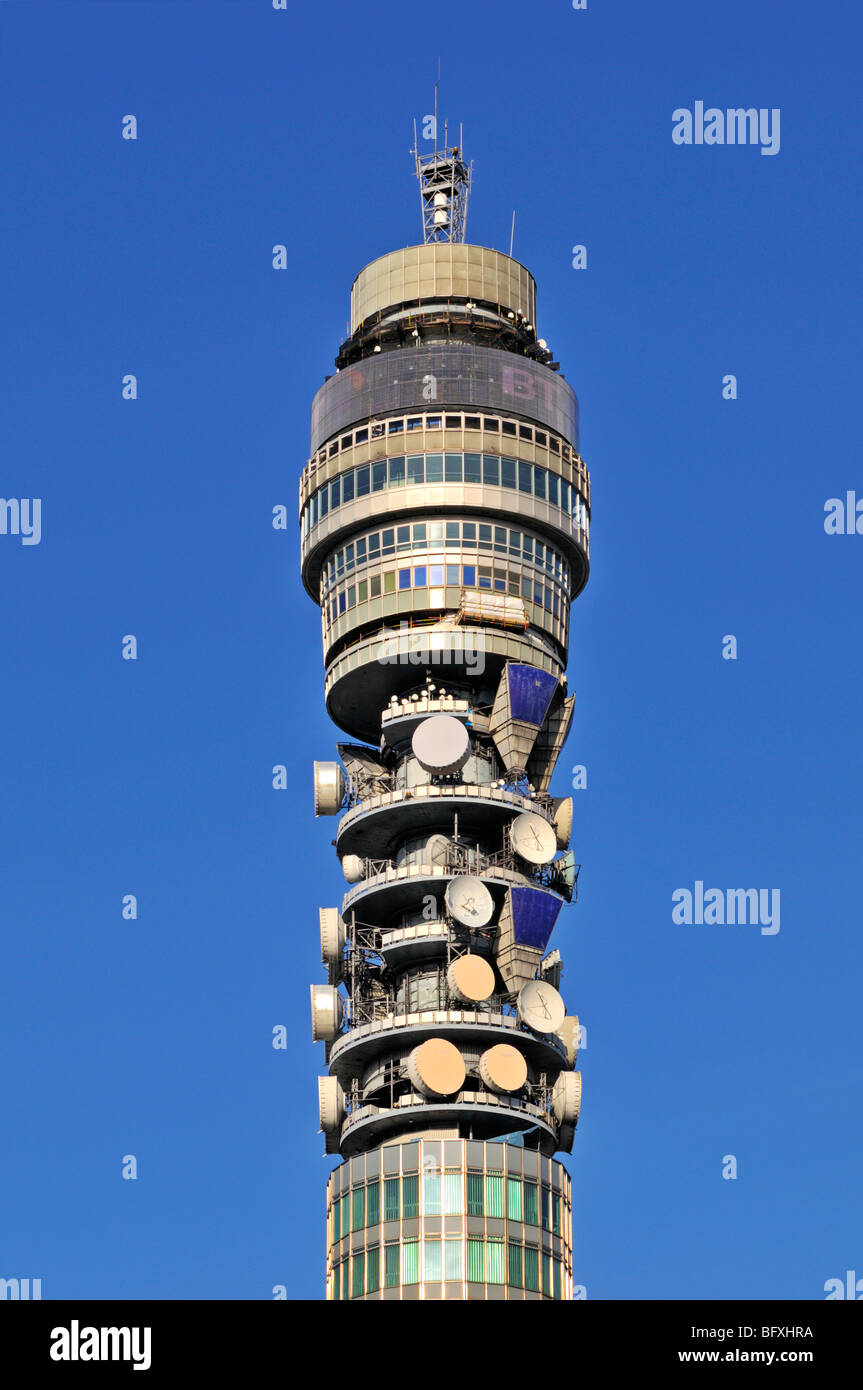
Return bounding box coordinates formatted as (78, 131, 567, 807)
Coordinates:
(300, 122, 591, 1301)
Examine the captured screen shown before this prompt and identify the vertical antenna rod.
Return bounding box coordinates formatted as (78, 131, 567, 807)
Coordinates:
(411, 66, 473, 244)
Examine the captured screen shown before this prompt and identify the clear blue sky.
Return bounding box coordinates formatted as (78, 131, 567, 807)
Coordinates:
(1, 0, 860, 1301)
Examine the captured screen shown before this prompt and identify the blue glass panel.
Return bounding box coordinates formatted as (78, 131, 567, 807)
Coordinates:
(509, 886, 563, 950)
(505, 665, 558, 726)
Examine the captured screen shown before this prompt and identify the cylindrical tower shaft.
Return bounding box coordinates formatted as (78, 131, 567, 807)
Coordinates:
(302, 152, 590, 1301)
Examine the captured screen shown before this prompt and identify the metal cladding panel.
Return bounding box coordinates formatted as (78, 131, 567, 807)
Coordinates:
(508, 885, 563, 950)
(310, 343, 579, 454)
(506, 665, 558, 727)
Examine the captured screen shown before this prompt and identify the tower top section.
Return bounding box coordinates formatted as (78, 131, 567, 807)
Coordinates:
(412, 114, 473, 244)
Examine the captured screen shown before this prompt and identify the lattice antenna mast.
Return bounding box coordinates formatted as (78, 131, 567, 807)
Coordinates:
(411, 79, 473, 244)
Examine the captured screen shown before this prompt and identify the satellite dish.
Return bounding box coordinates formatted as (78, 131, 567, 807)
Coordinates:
(551, 1070, 582, 1125)
(319, 908, 345, 970)
(411, 714, 470, 775)
(341, 854, 365, 883)
(424, 833, 451, 869)
(509, 811, 557, 865)
(317, 1076, 345, 1132)
(446, 953, 496, 1004)
(551, 796, 573, 850)
(516, 980, 566, 1035)
(313, 761, 345, 816)
(445, 875, 494, 928)
(406, 1038, 466, 1098)
(309, 984, 343, 1042)
(556, 1015, 580, 1067)
(479, 1043, 528, 1094)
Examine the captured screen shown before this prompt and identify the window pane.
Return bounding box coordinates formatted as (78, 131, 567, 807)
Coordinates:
(478, 524, 492, 549)
(331, 478, 341, 508)
(351, 1251, 365, 1298)
(445, 454, 463, 482)
(485, 1174, 504, 1218)
(367, 1246, 380, 1293)
(534, 466, 546, 500)
(425, 453, 443, 482)
(541, 1187, 551, 1231)
(320, 489, 329, 517)
(429, 565, 444, 585)
(445, 1238, 464, 1280)
(407, 455, 424, 485)
(553, 1259, 562, 1300)
(402, 1239, 419, 1284)
(443, 1171, 463, 1215)
(547, 472, 559, 507)
(402, 1174, 419, 1219)
(367, 1180, 380, 1226)
(483, 455, 500, 486)
(412, 522, 426, 542)
(381, 529, 395, 555)
(506, 1177, 522, 1221)
(518, 461, 533, 493)
(389, 456, 405, 487)
(508, 1242, 523, 1288)
(398, 568, 411, 590)
(413, 566, 427, 587)
(561, 480, 570, 514)
(467, 1239, 484, 1284)
(423, 1239, 442, 1282)
(542, 1252, 552, 1296)
(384, 1177, 400, 1222)
(524, 1182, 538, 1226)
(388, 418, 404, 434)
(352, 1187, 365, 1231)
(525, 1246, 539, 1291)
(369, 575, 381, 597)
(332, 1200, 340, 1242)
(445, 565, 460, 584)
(464, 453, 482, 483)
(423, 1173, 441, 1215)
(372, 462, 387, 492)
(357, 466, 370, 497)
(445, 521, 460, 546)
(552, 1192, 561, 1235)
(466, 1172, 484, 1216)
(486, 1239, 504, 1284)
(368, 533, 380, 558)
(384, 1243, 400, 1287)
(397, 525, 411, 551)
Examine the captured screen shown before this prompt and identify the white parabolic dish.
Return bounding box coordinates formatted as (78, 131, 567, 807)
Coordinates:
(509, 810, 558, 865)
(411, 714, 470, 775)
(445, 874, 494, 927)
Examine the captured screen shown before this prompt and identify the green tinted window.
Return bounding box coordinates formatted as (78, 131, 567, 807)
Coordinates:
(403, 1239, 419, 1284)
(486, 1239, 505, 1284)
(402, 1174, 419, 1219)
(485, 1174, 504, 1218)
(351, 1252, 365, 1298)
(508, 1242, 523, 1288)
(466, 1172, 484, 1216)
(467, 1239, 484, 1283)
(367, 1180, 380, 1226)
(524, 1180, 538, 1225)
(384, 1243, 399, 1288)
(384, 1177, 400, 1221)
(367, 1246, 380, 1294)
(351, 1187, 365, 1231)
(506, 1177, 522, 1221)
